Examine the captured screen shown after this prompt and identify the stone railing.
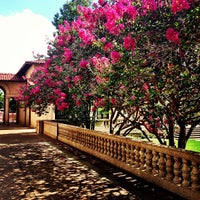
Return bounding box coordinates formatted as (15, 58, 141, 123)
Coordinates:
(37, 120, 200, 200)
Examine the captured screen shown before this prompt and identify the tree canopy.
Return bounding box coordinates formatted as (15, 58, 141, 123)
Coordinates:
(52, 0, 91, 28)
(18, 0, 200, 149)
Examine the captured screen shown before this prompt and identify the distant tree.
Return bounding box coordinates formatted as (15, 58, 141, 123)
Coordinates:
(52, 0, 91, 28)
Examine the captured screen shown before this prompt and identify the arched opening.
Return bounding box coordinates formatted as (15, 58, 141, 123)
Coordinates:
(9, 97, 17, 123)
(0, 88, 5, 124)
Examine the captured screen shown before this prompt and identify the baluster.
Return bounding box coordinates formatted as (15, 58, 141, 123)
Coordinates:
(90, 135, 93, 149)
(152, 151, 159, 175)
(130, 145, 135, 166)
(117, 142, 122, 161)
(191, 161, 200, 191)
(166, 155, 174, 181)
(159, 153, 166, 177)
(98, 137, 101, 153)
(93, 135, 96, 150)
(182, 159, 191, 187)
(114, 141, 118, 159)
(107, 139, 110, 156)
(85, 133, 88, 147)
(173, 157, 182, 185)
(140, 147, 146, 170)
(126, 144, 131, 164)
(79, 132, 82, 144)
(88, 134, 91, 148)
(104, 138, 107, 154)
(110, 140, 114, 158)
(89, 134, 93, 149)
(101, 138, 104, 154)
(146, 149, 153, 172)
(81, 132, 84, 145)
(121, 143, 126, 162)
(135, 146, 140, 167)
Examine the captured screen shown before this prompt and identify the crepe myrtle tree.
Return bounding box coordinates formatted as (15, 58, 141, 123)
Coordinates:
(18, 0, 199, 149)
(76, 0, 200, 148)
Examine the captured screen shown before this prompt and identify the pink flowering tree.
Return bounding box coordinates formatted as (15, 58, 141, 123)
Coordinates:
(87, 0, 200, 148)
(19, 0, 199, 148)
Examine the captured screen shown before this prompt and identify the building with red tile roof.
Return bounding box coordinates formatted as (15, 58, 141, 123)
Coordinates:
(0, 60, 54, 126)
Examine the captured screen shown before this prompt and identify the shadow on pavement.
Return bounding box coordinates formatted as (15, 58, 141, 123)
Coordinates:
(0, 127, 185, 200)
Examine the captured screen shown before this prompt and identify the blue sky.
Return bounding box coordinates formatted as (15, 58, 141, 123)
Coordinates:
(0, 0, 67, 73)
(0, 0, 67, 21)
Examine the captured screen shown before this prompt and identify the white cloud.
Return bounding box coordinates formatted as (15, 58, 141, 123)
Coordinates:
(0, 9, 55, 73)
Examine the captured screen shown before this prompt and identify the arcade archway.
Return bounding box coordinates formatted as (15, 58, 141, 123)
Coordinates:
(0, 88, 5, 124)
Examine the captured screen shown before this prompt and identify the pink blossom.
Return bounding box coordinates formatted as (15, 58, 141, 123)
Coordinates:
(148, 116, 153, 121)
(72, 75, 82, 84)
(94, 98, 105, 107)
(53, 88, 62, 96)
(115, 0, 137, 20)
(55, 65, 64, 73)
(126, 5, 138, 20)
(72, 94, 76, 99)
(91, 56, 110, 72)
(83, 93, 89, 98)
(98, 0, 105, 6)
(65, 76, 70, 82)
(144, 122, 154, 133)
(60, 92, 66, 99)
(110, 51, 122, 64)
(62, 102, 69, 108)
(105, 21, 124, 36)
(171, 0, 190, 14)
(96, 76, 107, 84)
(57, 101, 69, 111)
(100, 37, 106, 43)
(30, 86, 40, 94)
(64, 47, 73, 61)
(111, 98, 117, 104)
(78, 28, 95, 44)
(143, 83, 149, 91)
(92, 106, 97, 111)
(105, 8, 120, 22)
(123, 35, 136, 51)
(104, 42, 114, 52)
(79, 59, 89, 68)
(130, 95, 136, 101)
(166, 28, 180, 45)
(58, 20, 70, 33)
(25, 96, 30, 101)
(142, 0, 157, 14)
(68, 83, 72, 89)
(76, 99, 82, 107)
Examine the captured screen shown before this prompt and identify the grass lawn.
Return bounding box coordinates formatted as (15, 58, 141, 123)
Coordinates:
(135, 137, 200, 153)
(185, 139, 200, 153)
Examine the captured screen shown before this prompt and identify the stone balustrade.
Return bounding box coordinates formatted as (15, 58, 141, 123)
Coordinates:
(37, 120, 200, 200)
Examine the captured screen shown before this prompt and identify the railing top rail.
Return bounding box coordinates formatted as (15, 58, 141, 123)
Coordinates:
(43, 120, 200, 162)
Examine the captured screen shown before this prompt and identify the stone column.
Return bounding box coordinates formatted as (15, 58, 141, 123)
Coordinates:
(4, 96, 9, 125)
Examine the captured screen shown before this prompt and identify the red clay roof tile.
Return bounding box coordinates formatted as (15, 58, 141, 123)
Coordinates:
(0, 73, 25, 81)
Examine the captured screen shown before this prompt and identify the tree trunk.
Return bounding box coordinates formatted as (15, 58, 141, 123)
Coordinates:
(178, 121, 187, 149)
(168, 117, 175, 147)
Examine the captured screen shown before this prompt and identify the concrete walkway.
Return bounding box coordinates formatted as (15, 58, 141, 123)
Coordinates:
(0, 126, 185, 200)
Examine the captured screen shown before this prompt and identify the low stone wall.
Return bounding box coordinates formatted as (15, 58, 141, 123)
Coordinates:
(37, 120, 200, 200)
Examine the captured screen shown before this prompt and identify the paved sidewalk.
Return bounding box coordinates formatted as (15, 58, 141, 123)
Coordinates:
(0, 126, 185, 200)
